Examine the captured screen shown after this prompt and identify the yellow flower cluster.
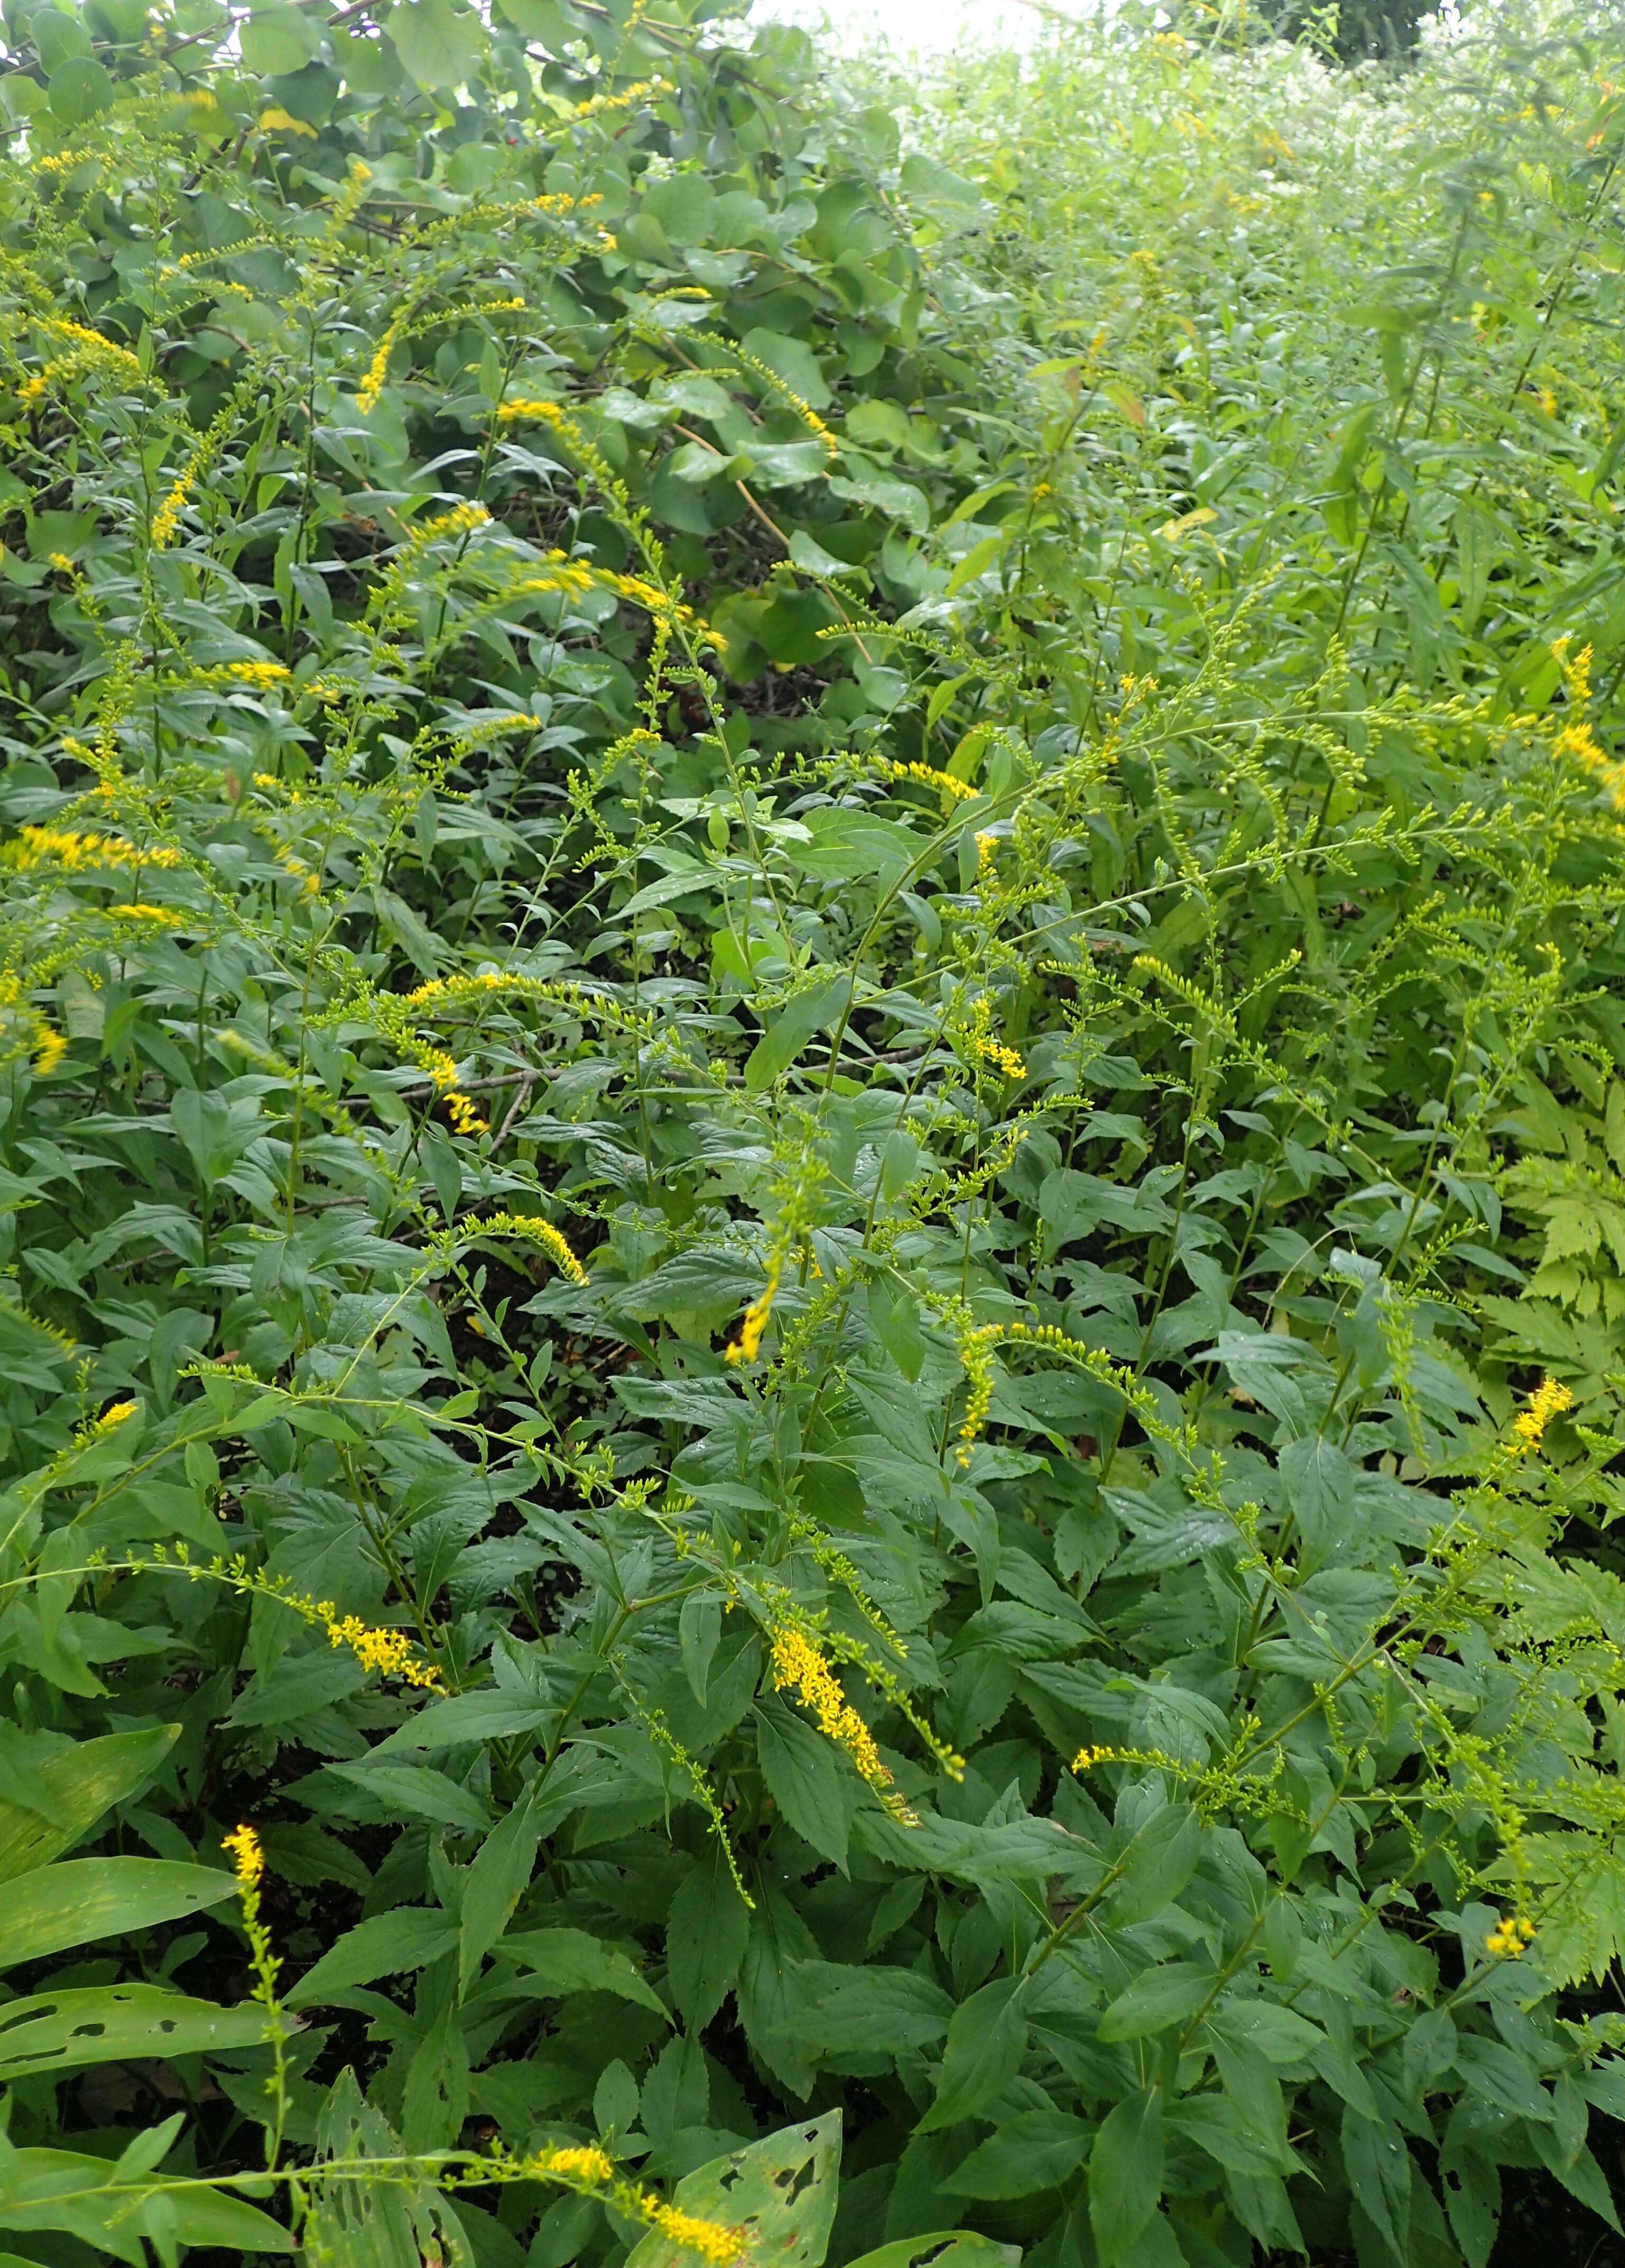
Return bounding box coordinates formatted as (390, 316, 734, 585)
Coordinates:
(515, 558, 598, 600)
(976, 1033, 1025, 1080)
(1510, 1375, 1573, 1455)
(955, 1318, 1001, 1464)
(770, 1624, 915, 1823)
(221, 660, 292, 688)
(317, 1605, 442, 1688)
(975, 830, 998, 876)
(959, 995, 1026, 1083)
(885, 758, 976, 804)
(407, 500, 491, 546)
(222, 1822, 264, 1886)
(107, 904, 184, 926)
(498, 397, 568, 427)
(655, 2207, 744, 2265)
(0, 825, 180, 873)
(357, 314, 403, 413)
(151, 461, 196, 548)
(725, 1250, 781, 1364)
(449, 713, 550, 748)
(404, 968, 652, 1036)
(472, 1212, 589, 1285)
(536, 2146, 614, 2181)
(445, 1090, 489, 1138)
(274, 845, 321, 895)
(601, 569, 698, 623)
(1487, 1914, 1537, 1958)
(20, 317, 147, 407)
(0, 973, 70, 1080)
(568, 75, 673, 122)
(510, 2144, 744, 2265)
(1549, 639, 1625, 809)
(93, 1399, 135, 1433)
(1072, 1744, 1120, 1771)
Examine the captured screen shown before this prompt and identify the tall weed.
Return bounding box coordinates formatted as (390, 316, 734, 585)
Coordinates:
(0, 1, 1623, 2264)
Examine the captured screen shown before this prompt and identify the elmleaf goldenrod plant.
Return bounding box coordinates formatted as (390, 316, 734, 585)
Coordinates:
(4, 0, 1625, 2259)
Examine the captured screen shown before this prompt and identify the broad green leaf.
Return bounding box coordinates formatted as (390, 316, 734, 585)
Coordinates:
(388, 0, 483, 87)
(667, 1838, 752, 2032)
(459, 1774, 549, 1993)
(624, 2111, 841, 2268)
(1097, 1961, 1212, 2042)
(1453, 2035, 1553, 2121)
(0, 2148, 293, 2257)
(1, 1858, 237, 1969)
(1441, 2154, 1500, 2268)
(330, 1761, 493, 1833)
(939, 2109, 1089, 2199)
(45, 53, 111, 120)
(286, 1908, 459, 2008)
(785, 809, 928, 893)
(753, 1698, 856, 1867)
(0, 1727, 178, 1885)
(491, 1927, 671, 2020)
(1106, 1800, 1201, 1925)
(0, 1984, 274, 2082)
(917, 1975, 1029, 2132)
(744, 976, 846, 1093)
(1340, 2111, 1411, 2261)
(846, 2243, 1018, 2268)
(1089, 2086, 1163, 2268)
(238, 5, 321, 72)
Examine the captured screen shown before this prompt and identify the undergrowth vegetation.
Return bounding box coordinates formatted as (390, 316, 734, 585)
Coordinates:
(2, 0, 1625, 2261)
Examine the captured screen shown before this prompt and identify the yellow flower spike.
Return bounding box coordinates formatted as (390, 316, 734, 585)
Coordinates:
(725, 1251, 782, 1364)
(319, 1608, 442, 1690)
(106, 903, 182, 926)
(469, 1211, 588, 1284)
(954, 1317, 1002, 1464)
(151, 461, 196, 549)
(1509, 1376, 1573, 1456)
(654, 2207, 745, 2266)
(444, 1090, 489, 1137)
(498, 397, 572, 433)
(1, 824, 180, 874)
(884, 757, 976, 804)
(405, 499, 491, 545)
(222, 1823, 264, 1886)
(356, 315, 401, 414)
(499, 2143, 745, 2264)
(770, 1623, 916, 1824)
(534, 2145, 616, 2182)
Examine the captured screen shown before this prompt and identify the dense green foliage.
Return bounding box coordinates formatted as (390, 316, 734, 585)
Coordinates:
(4, 0, 1625, 2263)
